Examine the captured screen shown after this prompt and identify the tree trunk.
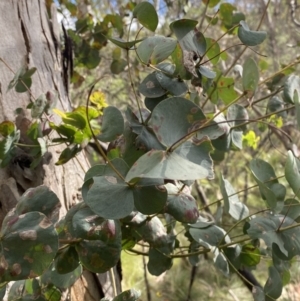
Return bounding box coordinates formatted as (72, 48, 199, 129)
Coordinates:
(0, 0, 120, 299)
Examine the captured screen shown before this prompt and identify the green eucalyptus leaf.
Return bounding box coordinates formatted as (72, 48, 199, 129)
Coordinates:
(272, 252, 291, 286)
(283, 74, 300, 104)
(217, 76, 238, 104)
(41, 263, 82, 289)
(31, 94, 47, 118)
(145, 95, 168, 112)
(139, 72, 166, 98)
(250, 159, 282, 210)
(220, 175, 249, 220)
(171, 43, 192, 80)
(16, 186, 61, 223)
(106, 36, 144, 49)
(243, 57, 259, 98)
(8, 279, 45, 301)
(189, 224, 229, 249)
(76, 237, 121, 273)
(0, 121, 15, 137)
(214, 251, 229, 276)
(238, 21, 267, 46)
(267, 96, 286, 118)
(137, 36, 177, 65)
(0, 212, 58, 281)
(85, 175, 134, 219)
(133, 2, 158, 32)
(98, 106, 124, 142)
(252, 286, 265, 301)
(149, 97, 206, 147)
(125, 150, 211, 182)
(240, 244, 260, 266)
(198, 66, 216, 79)
(170, 19, 198, 41)
(147, 247, 173, 276)
(281, 198, 300, 221)
(54, 246, 79, 274)
(55, 145, 81, 165)
(42, 285, 61, 301)
(132, 216, 169, 248)
(165, 183, 199, 223)
(155, 64, 188, 96)
(205, 38, 221, 65)
(264, 266, 282, 299)
(112, 289, 141, 301)
(110, 59, 127, 74)
(285, 150, 300, 199)
(133, 185, 167, 215)
(203, 0, 220, 8)
(247, 214, 300, 260)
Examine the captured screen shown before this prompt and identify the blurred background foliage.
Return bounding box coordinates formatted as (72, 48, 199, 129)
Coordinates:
(49, 0, 300, 300)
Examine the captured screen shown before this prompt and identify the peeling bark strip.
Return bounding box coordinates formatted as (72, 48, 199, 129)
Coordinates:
(0, 1, 120, 299)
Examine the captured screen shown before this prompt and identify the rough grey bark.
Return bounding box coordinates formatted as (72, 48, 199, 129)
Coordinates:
(0, 0, 120, 299)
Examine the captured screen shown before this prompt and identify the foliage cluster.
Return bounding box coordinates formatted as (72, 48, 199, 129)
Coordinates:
(1, 1, 300, 300)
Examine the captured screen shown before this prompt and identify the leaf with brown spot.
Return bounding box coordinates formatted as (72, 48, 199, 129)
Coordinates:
(0, 212, 58, 281)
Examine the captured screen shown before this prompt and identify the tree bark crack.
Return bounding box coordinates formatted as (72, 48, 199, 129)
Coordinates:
(17, 4, 30, 65)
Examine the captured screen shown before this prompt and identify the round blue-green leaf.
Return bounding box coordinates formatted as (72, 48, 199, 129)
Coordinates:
(111, 59, 127, 74)
(145, 95, 168, 111)
(264, 266, 282, 299)
(106, 36, 144, 49)
(252, 286, 265, 301)
(54, 246, 79, 274)
(214, 251, 229, 276)
(41, 263, 82, 289)
(133, 185, 167, 215)
(174, 140, 214, 180)
(189, 224, 228, 249)
(281, 198, 300, 221)
(85, 176, 134, 219)
(84, 158, 129, 182)
(82, 158, 129, 202)
(0, 212, 58, 281)
(149, 97, 205, 147)
(169, 19, 198, 41)
(16, 186, 61, 223)
(139, 72, 166, 98)
(70, 206, 122, 242)
(98, 106, 124, 142)
(133, 216, 168, 248)
(220, 175, 249, 220)
(198, 66, 216, 79)
(133, 2, 158, 32)
(147, 247, 173, 276)
(137, 36, 177, 65)
(76, 239, 121, 273)
(155, 70, 188, 96)
(243, 57, 259, 97)
(112, 288, 141, 301)
(238, 21, 267, 46)
(8, 279, 46, 301)
(112, 289, 141, 301)
(267, 96, 286, 118)
(227, 104, 248, 128)
(246, 214, 300, 259)
(125, 150, 210, 182)
(285, 150, 300, 199)
(165, 183, 199, 223)
(283, 75, 300, 104)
